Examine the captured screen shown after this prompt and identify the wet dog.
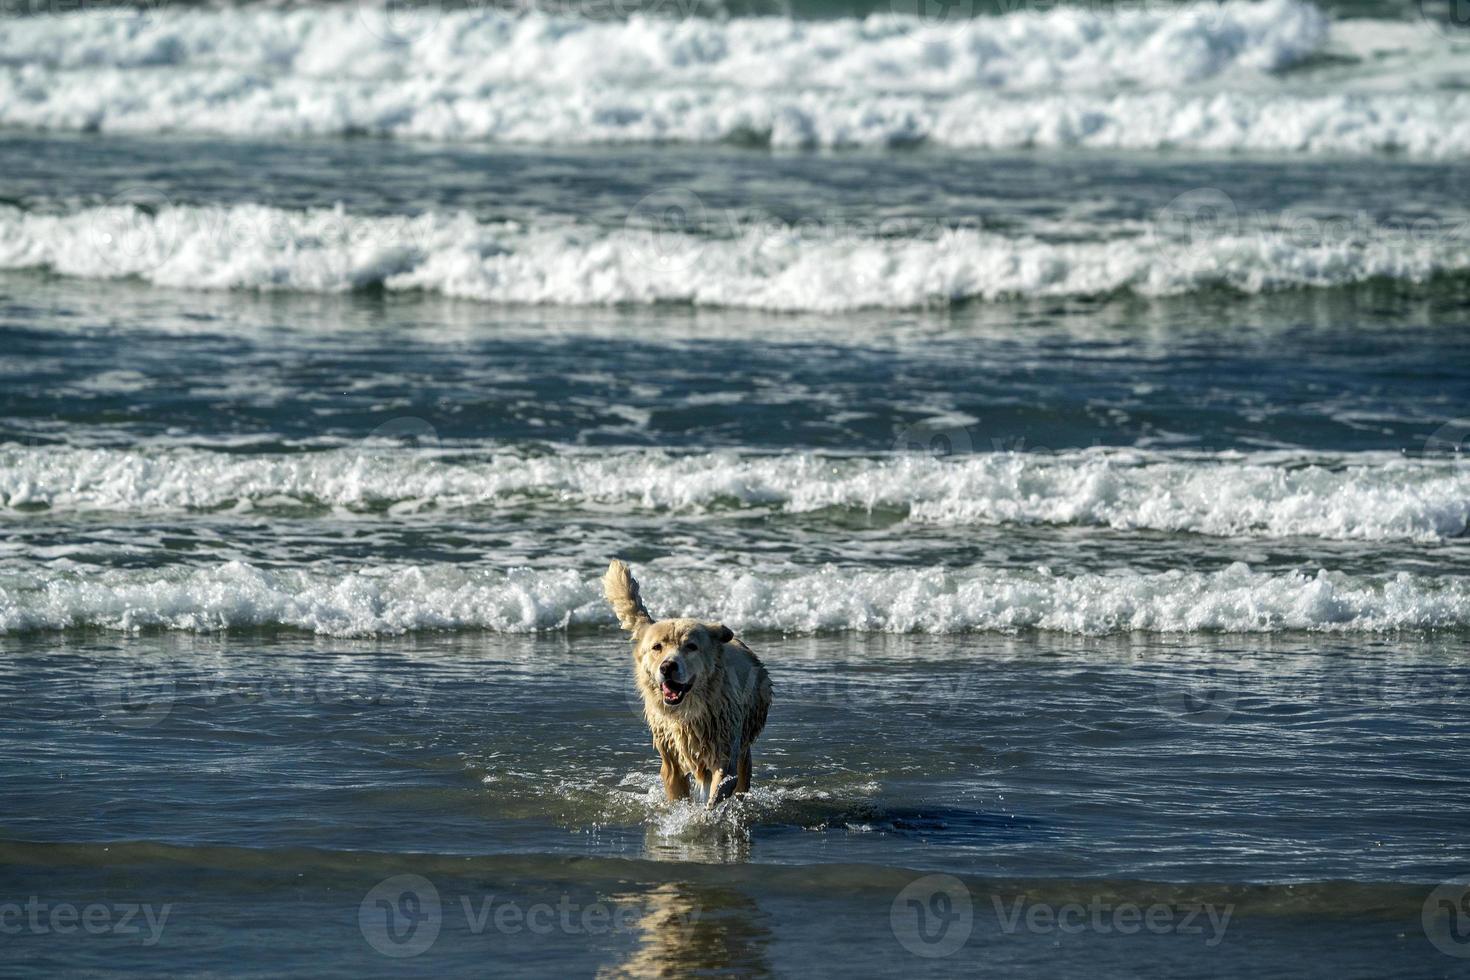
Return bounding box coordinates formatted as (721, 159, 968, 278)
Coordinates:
(602, 560, 771, 808)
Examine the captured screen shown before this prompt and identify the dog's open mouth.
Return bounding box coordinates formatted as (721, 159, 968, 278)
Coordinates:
(660, 677, 692, 705)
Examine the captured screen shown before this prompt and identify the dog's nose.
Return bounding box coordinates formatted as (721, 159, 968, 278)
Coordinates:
(659, 659, 678, 677)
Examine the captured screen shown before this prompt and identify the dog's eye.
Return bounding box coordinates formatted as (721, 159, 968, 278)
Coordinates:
(684, 642, 697, 652)
(650, 643, 661, 652)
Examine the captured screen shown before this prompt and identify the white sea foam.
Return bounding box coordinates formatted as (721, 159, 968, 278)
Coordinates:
(1, 559, 1464, 635)
(0, 2, 1328, 89)
(3, 446, 1467, 542)
(2, 202, 1467, 310)
(4, 77, 1463, 154)
(0, 2, 1464, 155)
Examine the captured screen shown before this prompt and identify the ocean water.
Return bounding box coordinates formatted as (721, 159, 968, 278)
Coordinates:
(2, 0, 1470, 975)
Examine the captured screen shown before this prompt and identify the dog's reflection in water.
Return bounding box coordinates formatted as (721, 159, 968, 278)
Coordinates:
(640, 820, 752, 865)
(597, 881, 771, 979)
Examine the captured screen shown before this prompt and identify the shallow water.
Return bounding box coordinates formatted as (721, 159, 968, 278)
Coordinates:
(3, 631, 1469, 975)
(5, 0, 1470, 973)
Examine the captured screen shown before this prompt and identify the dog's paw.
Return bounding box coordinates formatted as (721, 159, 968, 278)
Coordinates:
(707, 774, 739, 809)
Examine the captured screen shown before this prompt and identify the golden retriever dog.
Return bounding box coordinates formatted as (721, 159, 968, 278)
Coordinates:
(602, 560, 772, 808)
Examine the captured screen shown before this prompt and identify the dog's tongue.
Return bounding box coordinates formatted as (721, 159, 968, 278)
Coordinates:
(661, 682, 680, 699)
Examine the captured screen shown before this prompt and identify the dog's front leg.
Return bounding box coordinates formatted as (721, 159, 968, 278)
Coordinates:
(707, 721, 745, 809)
(657, 741, 689, 802)
(707, 766, 738, 809)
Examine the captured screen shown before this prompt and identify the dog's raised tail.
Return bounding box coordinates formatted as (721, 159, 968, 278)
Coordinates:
(603, 559, 653, 632)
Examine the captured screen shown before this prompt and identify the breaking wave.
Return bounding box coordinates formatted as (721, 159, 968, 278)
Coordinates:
(3, 202, 1467, 310)
(1, 559, 1466, 635)
(0, 2, 1464, 155)
(3, 445, 1468, 542)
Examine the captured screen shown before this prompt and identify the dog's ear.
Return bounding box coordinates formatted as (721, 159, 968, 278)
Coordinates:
(706, 622, 734, 644)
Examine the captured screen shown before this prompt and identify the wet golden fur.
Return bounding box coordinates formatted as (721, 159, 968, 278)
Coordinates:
(602, 560, 772, 807)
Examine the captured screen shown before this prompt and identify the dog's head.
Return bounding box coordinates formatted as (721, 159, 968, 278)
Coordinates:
(633, 618, 734, 712)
